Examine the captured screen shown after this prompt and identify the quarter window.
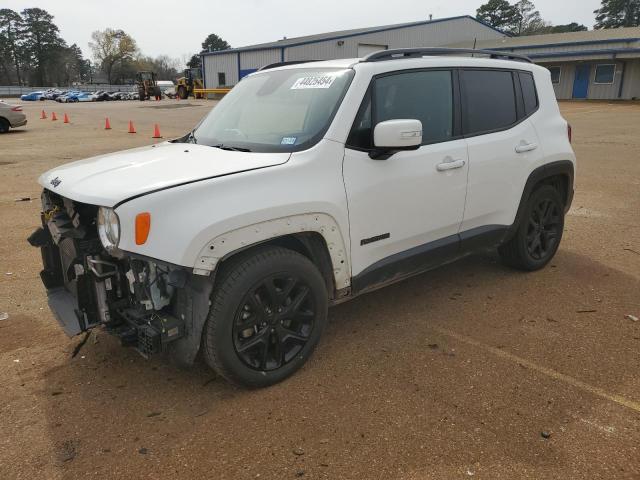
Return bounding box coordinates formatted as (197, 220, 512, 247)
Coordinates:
(519, 72, 538, 116)
(548, 66, 561, 84)
(594, 64, 615, 84)
(461, 70, 517, 135)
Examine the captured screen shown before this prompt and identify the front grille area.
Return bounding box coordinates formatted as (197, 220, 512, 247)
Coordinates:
(32, 189, 185, 355)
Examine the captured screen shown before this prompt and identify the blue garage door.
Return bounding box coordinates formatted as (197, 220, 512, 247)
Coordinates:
(239, 68, 258, 79)
(572, 64, 590, 99)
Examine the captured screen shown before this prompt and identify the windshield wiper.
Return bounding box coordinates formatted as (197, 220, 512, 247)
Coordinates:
(211, 144, 252, 152)
(177, 130, 197, 144)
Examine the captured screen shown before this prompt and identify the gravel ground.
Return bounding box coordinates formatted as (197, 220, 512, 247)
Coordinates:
(0, 98, 639, 480)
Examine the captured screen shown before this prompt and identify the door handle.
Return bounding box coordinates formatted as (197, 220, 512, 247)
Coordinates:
(436, 158, 466, 171)
(515, 142, 538, 153)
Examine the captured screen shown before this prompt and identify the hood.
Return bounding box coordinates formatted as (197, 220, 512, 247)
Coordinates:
(38, 142, 291, 207)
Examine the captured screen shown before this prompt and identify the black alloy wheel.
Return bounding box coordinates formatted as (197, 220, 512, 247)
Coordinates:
(526, 197, 562, 260)
(498, 184, 565, 271)
(203, 246, 328, 388)
(233, 274, 315, 371)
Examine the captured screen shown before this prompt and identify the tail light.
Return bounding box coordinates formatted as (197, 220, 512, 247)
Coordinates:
(11, 106, 22, 112)
(567, 124, 572, 144)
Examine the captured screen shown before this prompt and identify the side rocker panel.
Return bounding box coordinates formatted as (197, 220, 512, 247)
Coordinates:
(192, 213, 351, 290)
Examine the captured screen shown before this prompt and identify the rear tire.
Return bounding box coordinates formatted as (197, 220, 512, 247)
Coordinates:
(0, 118, 10, 133)
(499, 184, 565, 271)
(178, 86, 188, 100)
(203, 246, 328, 388)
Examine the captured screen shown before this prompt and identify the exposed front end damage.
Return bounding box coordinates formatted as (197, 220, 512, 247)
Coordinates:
(28, 189, 211, 363)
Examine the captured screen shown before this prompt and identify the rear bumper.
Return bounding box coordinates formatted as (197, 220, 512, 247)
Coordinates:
(11, 118, 27, 128)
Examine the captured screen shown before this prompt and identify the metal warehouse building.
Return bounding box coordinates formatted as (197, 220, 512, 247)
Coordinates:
(451, 27, 640, 100)
(201, 17, 640, 101)
(200, 15, 507, 87)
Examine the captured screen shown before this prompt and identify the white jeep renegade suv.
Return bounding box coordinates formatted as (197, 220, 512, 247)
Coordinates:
(30, 48, 575, 387)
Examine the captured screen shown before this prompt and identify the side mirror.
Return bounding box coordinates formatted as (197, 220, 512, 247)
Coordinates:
(371, 119, 422, 159)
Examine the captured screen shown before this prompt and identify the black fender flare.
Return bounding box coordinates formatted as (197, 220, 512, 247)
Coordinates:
(505, 160, 574, 241)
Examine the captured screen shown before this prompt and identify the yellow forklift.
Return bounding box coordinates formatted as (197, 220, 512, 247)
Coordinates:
(176, 68, 204, 99)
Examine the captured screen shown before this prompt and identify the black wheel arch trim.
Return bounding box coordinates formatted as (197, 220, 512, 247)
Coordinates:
(506, 160, 574, 242)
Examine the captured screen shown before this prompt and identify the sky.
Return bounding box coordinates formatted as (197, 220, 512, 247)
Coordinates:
(5, 0, 602, 62)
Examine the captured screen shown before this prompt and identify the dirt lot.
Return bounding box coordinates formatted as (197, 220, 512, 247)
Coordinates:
(1, 98, 639, 479)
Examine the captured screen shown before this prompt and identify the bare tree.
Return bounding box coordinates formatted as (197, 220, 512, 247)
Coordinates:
(89, 28, 137, 84)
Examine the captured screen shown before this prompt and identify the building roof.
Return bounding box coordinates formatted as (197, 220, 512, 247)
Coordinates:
(202, 15, 507, 56)
(447, 26, 640, 50)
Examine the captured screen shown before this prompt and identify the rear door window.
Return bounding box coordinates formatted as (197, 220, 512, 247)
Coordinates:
(461, 69, 517, 135)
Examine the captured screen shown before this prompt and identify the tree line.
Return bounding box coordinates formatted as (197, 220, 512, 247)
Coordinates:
(476, 0, 639, 35)
(88, 29, 184, 84)
(0, 8, 186, 86)
(1, 1, 639, 87)
(0, 8, 89, 86)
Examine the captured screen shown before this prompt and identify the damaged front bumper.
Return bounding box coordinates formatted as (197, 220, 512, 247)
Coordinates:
(28, 189, 195, 358)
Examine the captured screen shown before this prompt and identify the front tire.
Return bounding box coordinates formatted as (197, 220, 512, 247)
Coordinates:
(499, 184, 565, 271)
(203, 246, 328, 388)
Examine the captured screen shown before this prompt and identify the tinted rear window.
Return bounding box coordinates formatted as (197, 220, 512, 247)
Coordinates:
(519, 72, 538, 116)
(461, 70, 517, 135)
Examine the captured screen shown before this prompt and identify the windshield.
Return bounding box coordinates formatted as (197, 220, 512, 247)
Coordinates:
(191, 67, 354, 152)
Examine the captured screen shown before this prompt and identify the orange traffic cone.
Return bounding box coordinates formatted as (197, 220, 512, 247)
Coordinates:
(40, 110, 47, 119)
(152, 124, 162, 139)
(63, 113, 70, 124)
(128, 120, 136, 134)
(104, 117, 111, 130)
(51, 112, 57, 121)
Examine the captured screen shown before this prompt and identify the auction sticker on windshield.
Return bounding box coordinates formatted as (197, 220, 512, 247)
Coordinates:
(291, 74, 337, 90)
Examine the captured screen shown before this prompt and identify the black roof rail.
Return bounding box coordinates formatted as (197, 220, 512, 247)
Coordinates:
(362, 48, 533, 64)
(258, 60, 322, 71)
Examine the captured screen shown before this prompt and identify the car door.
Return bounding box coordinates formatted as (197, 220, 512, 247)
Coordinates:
(342, 69, 469, 292)
(458, 68, 544, 235)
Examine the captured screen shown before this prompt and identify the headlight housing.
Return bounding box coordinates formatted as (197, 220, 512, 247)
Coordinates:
(97, 207, 120, 251)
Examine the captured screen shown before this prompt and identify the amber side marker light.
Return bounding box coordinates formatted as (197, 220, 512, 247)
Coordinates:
(135, 213, 151, 245)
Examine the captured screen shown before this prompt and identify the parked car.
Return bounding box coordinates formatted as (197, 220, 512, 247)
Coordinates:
(0, 101, 27, 133)
(67, 92, 93, 103)
(55, 91, 75, 103)
(41, 89, 65, 100)
(30, 49, 575, 388)
(90, 91, 110, 102)
(20, 91, 44, 101)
